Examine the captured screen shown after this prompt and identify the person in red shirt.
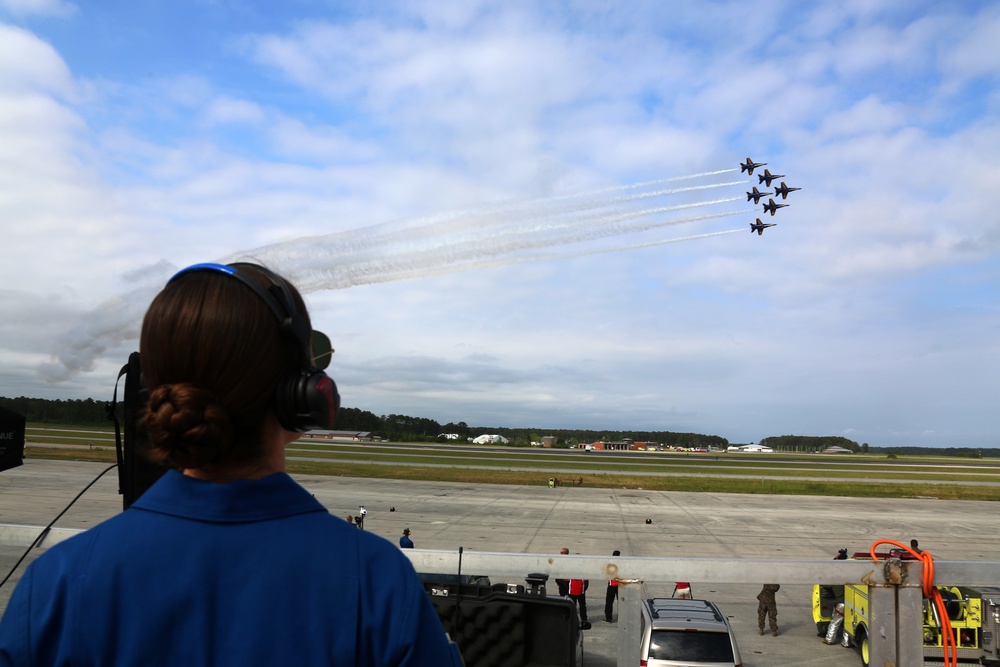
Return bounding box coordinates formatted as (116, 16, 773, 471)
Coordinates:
(556, 547, 591, 629)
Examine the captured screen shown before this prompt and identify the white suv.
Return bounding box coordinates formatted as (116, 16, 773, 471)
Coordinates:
(639, 598, 743, 667)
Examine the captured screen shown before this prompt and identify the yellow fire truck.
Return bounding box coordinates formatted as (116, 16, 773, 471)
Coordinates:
(812, 550, 1000, 666)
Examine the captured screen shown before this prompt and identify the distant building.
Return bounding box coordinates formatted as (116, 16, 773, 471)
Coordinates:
(541, 436, 558, 447)
(472, 434, 509, 445)
(303, 431, 374, 442)
(731, 444, 773, 453)
(820, 446, 853, 454)
(601, 441, 631, 451)
(438, 433, 461, 440)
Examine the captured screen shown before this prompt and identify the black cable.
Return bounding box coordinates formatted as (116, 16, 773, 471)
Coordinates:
(453, 546, 464, 640)
(0, 463, 118, 590)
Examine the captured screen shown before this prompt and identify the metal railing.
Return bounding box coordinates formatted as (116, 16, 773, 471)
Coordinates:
(5, 523, 1000, 666)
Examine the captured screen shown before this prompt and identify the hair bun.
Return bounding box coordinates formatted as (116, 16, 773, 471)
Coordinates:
(144, 384, 235, 469)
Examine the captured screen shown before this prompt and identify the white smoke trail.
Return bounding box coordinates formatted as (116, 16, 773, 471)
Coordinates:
(329, 228, 747, 286)
(310, 170, 735, 244)
(43, 171, 750, 382)
(234, 200, 752, 292)
(291, 179, 745, 259)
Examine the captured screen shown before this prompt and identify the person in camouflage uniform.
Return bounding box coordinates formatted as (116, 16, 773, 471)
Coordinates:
(757, 584, 780, 636)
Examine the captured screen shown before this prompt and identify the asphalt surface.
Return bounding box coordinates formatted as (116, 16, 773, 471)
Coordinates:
(3, 459, 1000, 666)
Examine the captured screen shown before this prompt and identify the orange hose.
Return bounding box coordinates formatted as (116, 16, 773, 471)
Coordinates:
(869, 539, 956, 667)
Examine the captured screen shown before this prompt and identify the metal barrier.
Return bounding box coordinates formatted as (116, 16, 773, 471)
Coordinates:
(5, 524, 1000, 666)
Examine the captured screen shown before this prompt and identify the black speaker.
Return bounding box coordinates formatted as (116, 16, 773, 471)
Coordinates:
(0, 405, 25, 473)
(111, 351, 165, 509)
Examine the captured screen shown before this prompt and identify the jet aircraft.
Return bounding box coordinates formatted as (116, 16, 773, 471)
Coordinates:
(740, 157, 766, 175)
(758, 169, 785, 187)
(762, 198, 788, 216)
(750, 218, 776, 235)
(746, 186, 772, 204)
(773, 181, 801, 199)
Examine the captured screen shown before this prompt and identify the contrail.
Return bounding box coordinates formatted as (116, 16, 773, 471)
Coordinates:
(313, 169, 734, 243)
(250, 206, 750, 292)
(306, 180, 745, 257)
(348, 228, 747, 285)
(229, 193, 750, 293)
(42, 172, 751, 382)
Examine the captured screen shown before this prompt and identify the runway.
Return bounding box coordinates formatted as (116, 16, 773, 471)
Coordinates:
(3, 459, 999, 666)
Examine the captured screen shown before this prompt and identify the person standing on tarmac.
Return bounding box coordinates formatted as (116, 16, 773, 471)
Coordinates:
(604, 550, 621, 622)
(557, 548, 591, 629)
(399, 528, 414, 549)
(757, 584, 781, 636)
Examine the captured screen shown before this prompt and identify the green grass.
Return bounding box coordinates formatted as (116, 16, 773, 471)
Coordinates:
(23, 426, 1000, 501)
(27, 446, 119, 463)
(285, 447, 1000, 482)
(282, 462, 1000, 500)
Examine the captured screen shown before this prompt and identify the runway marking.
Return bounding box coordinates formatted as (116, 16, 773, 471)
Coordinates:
(610, 494, 639, 558)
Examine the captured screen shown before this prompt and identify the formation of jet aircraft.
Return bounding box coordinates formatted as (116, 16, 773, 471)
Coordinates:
(740, 158, 800, 236)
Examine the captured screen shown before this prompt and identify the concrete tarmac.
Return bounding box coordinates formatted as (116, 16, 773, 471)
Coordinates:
(3, 459, 1000, 666)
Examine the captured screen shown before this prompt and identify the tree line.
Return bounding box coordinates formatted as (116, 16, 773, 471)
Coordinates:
(1, 396, 732, 445)
(328, 407, 731, 447)
(5, 396, 996, 456)
(1, 396, 109, 425)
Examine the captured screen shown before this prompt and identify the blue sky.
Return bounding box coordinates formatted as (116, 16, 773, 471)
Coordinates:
(1, 0, 998, 447)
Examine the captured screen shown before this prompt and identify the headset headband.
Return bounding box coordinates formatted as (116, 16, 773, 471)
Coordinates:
(168, 262, 324, 369)
(170, 261, 301, 341)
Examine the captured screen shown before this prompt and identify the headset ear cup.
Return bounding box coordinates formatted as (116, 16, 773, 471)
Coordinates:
(170, 263, 338, 432)
(311, 374, 339, 429)
(274, 370, 339, 431)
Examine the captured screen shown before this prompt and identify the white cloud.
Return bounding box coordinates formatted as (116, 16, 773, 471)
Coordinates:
(0, 24, 75, 95)
(815, 95, 909, 139)
(941, 4, 1000, 83)
(0, 0, 75, 19)
(202, 98, 265, 127)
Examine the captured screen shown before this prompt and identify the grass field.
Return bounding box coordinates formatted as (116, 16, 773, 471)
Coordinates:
(22, 425, 1000, 501)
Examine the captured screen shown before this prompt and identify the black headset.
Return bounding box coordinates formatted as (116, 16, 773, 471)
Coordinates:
(167, 262, 339, 432)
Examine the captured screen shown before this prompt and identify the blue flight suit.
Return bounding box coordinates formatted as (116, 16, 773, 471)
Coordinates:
(0, 470, 462, 667)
